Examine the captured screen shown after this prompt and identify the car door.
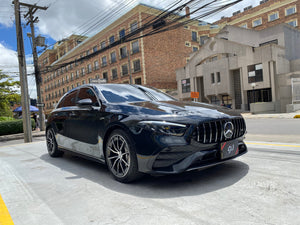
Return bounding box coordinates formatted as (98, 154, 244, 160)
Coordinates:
(69, 87, 105, 158)
(54, 89, 79, 149)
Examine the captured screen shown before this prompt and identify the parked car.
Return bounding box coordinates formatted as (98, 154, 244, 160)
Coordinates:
(46, 84, 247, 183)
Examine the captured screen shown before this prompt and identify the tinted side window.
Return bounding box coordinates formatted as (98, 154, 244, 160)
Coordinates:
(77, 88, 99, 106)
(60, 90, 78, 107)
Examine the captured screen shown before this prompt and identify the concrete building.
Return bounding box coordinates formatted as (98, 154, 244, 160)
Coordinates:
(176, 24, 300, 113)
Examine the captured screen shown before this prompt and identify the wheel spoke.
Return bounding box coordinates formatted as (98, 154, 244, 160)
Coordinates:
(108, 155, 118, 160)
(112, 158, 119, 170)
(119, 161, 125, 174)
(108, 146, 118, 155)
(121, 158, 129, 167)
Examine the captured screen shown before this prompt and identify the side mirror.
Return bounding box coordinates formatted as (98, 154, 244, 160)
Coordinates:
(76, 98, 93, 107)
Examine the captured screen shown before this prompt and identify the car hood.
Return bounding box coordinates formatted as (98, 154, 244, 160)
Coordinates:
(105, 101, 241, 124)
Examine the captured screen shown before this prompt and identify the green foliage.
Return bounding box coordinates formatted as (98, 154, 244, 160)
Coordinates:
(0, 70, 21, 117)
(0, 116, 15, 121)
(0, 119, 35, 136)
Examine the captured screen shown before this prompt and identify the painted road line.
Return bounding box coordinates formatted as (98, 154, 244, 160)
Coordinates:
(245, 141, 300, 148)
(0, 194, 14, 225)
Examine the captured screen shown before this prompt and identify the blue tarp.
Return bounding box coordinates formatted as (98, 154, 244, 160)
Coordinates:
(13, 105, 39, 112)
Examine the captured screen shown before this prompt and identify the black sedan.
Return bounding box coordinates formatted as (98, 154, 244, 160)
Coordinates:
(46, 84, 247, 183)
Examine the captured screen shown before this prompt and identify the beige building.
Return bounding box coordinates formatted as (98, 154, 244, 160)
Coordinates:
(176, 24, 300, 113)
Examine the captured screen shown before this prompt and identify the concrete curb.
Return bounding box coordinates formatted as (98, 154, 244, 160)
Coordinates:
(0, 131, 45, 142)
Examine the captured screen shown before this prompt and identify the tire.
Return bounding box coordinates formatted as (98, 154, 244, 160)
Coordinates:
(46, 128, 64, 157)
(105, 129, 143, 183)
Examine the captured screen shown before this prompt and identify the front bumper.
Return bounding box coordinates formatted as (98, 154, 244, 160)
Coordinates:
(137, 140, 247, 174)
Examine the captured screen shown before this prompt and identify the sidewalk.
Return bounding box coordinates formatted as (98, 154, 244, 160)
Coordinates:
(242, 110, 300, 119)
(0, 130, 45, 142)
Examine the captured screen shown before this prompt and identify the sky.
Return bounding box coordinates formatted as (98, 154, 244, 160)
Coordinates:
(0, 0, 261, 99)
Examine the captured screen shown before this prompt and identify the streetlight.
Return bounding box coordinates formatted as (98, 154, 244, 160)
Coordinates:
(251, 83, 256, 103)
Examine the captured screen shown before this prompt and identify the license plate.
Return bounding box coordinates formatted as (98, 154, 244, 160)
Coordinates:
(220, 140, 239, 159)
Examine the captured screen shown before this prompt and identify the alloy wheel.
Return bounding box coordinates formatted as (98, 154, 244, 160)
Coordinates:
(46, 129, 55, 154)
(107, 134, 130, 178)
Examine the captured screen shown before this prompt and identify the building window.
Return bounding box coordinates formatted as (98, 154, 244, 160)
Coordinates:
(216, 72, 220, 83)
(192, 31, 197, 42)
(192, 46, 198, 52)
(247, 88, 272, 105)
(86, 50, 90, 56)
(110, 52, 116, 63)
(76, 70, 79, 78)
(200, 36, 208, 45)
(71, 73, 74, 80)
(211, 73, 215, 84)
(112, 68, 118, 80)
(120, 46, 127, 59)
(93, 46, 97, 52)
(131, 41, 139, 54)
(240, 23, 247, 28)
(87, 64, 92, 73)
(248, 63, 263, 83)
(81, 67, 85, 76)
(285, 6, 296, 16)
(222, 95, 232, 108)
(95, 75, 100, 79)
(252, 18, 262, 27)
(103, 72, 108, 80)
(211, 96, 220, 105)
(133, 59, 141, 72)
(94, 61, 99, 70)
(130, 21, 138, 33)
(181, 79, 190, 93)
(109, 35, 115, 44)
(287, 19, 297, 27)
(101, 41, 106, 49)
(82, 80, 85, 85)
(268, 12, 278, 21)
(102, 56, 107, 67)
(135, 77, 142, 85)
(121, 64, 128, 76)
(77, 83, 80, 87)
(119, 29, 125, 39)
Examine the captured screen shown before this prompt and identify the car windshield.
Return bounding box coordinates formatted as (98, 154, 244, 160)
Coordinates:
(96, 84, 175, 103)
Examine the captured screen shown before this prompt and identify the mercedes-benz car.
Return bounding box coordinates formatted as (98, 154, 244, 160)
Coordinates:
(46, 84, 247, 183)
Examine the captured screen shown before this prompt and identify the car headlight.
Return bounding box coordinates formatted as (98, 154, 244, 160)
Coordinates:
(138, 121, 187, 136)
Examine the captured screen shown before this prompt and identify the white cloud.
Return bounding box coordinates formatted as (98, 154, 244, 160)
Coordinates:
(0, 0, 262, 41)
(0, 42, 36, 98)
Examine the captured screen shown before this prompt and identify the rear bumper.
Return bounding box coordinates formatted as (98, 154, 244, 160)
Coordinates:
(137, 141, 247, 174)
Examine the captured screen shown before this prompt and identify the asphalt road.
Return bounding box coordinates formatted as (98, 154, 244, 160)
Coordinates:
(0, 140, 299, 225)
(245, 118, 300, 143)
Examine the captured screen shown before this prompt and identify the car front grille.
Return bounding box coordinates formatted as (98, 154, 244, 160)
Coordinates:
(194, 117, 246, 144)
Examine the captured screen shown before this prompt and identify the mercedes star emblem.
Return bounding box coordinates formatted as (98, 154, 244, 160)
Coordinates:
(224, 122, 234, 139)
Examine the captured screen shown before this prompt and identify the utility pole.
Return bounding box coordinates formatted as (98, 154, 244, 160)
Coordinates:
(127, 50, 132, 84)
(13, 0, 32, 142)
(22, 2, 47, 131)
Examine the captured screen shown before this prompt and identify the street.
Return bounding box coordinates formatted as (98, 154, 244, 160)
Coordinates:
(0, 118, 299, 225)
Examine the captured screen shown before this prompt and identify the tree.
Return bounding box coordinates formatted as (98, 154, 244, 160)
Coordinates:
(0, 70, 21, 117)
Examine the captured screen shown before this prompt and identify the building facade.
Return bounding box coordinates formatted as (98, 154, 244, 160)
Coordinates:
(176, 24, 300, 113)
(38, 0, 300, 113)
